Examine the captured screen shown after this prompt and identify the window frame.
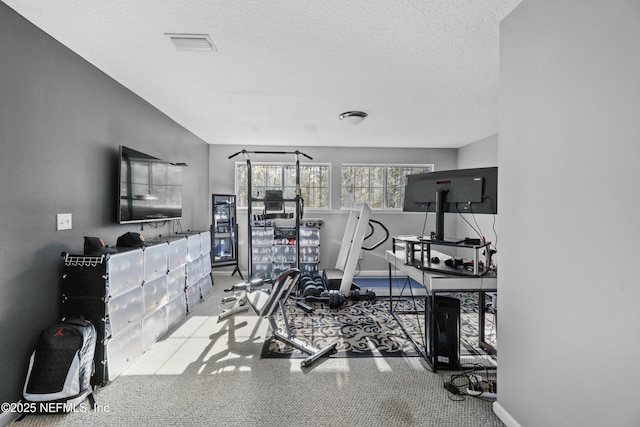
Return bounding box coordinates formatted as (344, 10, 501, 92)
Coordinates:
(235, 161, 332, 210)
(340, 163, 434, 210)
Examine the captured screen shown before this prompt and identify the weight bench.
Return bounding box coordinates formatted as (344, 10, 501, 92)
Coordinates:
(218, 277, 268, 321)
(220, 268, 338, 367)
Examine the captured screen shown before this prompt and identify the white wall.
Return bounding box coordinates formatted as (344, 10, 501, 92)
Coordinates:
(458, 133, 498, 169)
(496, 1, 640, 426)
(457, 134, 499, 251)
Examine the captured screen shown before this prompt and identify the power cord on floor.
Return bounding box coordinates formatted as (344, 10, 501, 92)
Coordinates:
(443, 363, 497, 401)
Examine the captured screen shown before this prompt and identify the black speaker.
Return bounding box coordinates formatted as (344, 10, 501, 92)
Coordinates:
(425, 295, 460, 369)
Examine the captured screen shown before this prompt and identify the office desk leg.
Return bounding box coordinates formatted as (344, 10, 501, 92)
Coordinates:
(388, 263, 393, 311)
(388, 263, 433, 369)
(478, 292, 497, 356)
(426, 293, 437, 372)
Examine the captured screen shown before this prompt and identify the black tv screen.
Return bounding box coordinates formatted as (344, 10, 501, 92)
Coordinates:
(118, 145, 183, 224)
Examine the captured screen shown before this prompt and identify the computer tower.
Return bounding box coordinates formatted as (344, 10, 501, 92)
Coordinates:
(425, 295, 460, 369)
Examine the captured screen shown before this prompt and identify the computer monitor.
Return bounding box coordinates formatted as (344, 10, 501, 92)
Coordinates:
(403, 167, 498, 241)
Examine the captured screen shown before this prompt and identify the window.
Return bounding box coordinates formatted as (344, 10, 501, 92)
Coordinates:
(341, 164, 433, 209)
(235, 162, 330, 209)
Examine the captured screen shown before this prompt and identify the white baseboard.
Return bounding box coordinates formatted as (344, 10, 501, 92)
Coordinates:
(493, 401, 522, 427)
(354, 270, 390, 277)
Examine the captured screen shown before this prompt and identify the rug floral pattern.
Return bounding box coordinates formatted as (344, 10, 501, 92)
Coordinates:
(261, 292, 497, 359)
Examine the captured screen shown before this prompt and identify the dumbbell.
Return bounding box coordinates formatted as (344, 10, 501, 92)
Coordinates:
(300, 275, 325, 297)
(349, 288, 376, 302)
(321, 290, 346, 308)
(305, 290, 346, 308)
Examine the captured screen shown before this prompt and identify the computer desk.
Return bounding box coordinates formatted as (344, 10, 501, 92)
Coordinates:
(385, 249, 497, 372)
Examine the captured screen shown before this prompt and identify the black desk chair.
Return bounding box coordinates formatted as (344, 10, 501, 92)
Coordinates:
(220, 268, 337, 368)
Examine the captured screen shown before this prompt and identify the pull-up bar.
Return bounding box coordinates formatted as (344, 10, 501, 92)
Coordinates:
(228, 149, 313, 160)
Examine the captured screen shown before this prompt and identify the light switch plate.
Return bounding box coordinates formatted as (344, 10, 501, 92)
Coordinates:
(56, 213, 72, 230)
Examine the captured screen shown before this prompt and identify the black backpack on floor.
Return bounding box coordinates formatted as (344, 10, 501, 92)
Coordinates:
(21, 319, 97, 414)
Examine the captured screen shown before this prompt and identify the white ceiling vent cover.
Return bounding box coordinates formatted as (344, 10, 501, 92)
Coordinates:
(165, 33, 216, 52)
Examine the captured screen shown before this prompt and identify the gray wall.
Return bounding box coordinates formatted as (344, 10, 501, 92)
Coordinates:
(209, 144, 458, 275)
(496, 1, 640, 426)
(0, 5, 209, 406)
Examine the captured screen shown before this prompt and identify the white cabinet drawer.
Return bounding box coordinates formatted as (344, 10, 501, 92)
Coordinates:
(108, 285, 144, 338)
(168, 238, 187, 270)
(200, 255, 212, 276)
(106, 323, 143, 381)
(142, 275, 168, 315)
(185, 283, 200, 312)
(199, 275, 214, 301)
(186, 258, 202, 288)
(185, 234, 201, 261)
(142, 306, 167, 351)
(166, 294, 187, 330)
(107, 249, 143, 298)
(166, 266, 185, 300)
(199, 230, 211, 255)
(143, 243, 168, 282)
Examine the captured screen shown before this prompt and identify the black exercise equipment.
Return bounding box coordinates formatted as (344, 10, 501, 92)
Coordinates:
(303, 290, 347, 309)
(299, 274, 326, 298)
(296, 300, 315, 313)
(229, 149, 311, 279)
(349, 288, 376, 301)
(301, 287, 377, 309)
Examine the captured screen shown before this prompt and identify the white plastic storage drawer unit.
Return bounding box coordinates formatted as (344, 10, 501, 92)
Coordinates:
(142, 275, 168, 314)
(185, 233, 201, 262)
(168, 237, 188, 271)
(199, 230, 211, 256)
(108, 285, 145, 338)
(199, 274, 214, 301)
(166, 266, 186, 300)
(142, 306, 168, 351)
(107, 249, 144, 298)
(143, 243, 169, 282)
(186, 256, 202, 288)
(61, 241, 189, 386)
(185, 283, 201, 312)
(106, 323, 143, 380)
(166, 293, 187, 330)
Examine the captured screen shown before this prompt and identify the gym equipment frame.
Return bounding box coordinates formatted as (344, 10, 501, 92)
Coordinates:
(220, 268, 337, 367)
(228, 149, 311, 280)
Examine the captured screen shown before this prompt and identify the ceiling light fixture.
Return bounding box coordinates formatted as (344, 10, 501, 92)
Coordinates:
(339, 111, 368, 124)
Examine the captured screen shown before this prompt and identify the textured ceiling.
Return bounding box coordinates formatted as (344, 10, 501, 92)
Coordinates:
(2, 0, 521, 148)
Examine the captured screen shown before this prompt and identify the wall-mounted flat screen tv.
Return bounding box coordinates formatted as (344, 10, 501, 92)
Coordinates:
(118, 145, 183, 224)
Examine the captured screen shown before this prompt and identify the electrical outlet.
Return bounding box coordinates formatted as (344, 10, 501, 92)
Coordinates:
(56, 213, 72, 230)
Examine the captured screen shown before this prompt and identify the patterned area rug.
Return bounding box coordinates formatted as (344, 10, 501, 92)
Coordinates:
(260, 293, 497, 359)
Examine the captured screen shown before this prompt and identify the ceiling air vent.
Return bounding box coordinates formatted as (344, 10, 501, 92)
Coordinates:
(165, 33, 216, 52)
